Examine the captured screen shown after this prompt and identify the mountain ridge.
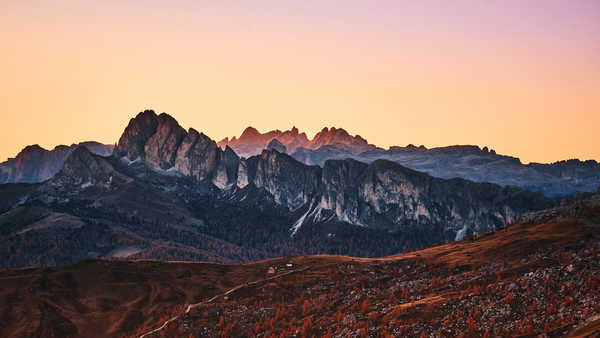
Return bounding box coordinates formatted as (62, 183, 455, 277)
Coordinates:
(110, 110, 550, 240)
(0, 110, 554, 270)
(0, 142, 114, 184)
(2, 113, 599, 196)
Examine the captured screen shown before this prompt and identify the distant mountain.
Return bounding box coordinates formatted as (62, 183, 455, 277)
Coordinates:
(217, 126, 377, 158)
(218, 125, 600, 197)
(290, 144, 600, 197)
(3, 120, 598, 197)
(0, 142, 113, 184)
(0, 110, 552, 269)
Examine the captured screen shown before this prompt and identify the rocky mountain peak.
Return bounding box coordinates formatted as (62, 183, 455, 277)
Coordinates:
(219, 125, 377, 157)
(143, 113, 187, 169)
(240, 126, 261, 140)
(114, 110, 159, 160)
(308, 126, 376, 154)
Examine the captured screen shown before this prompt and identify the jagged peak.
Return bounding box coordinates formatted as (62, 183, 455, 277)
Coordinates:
(156, 112, 182, 128)
(240, 126, 261, 139)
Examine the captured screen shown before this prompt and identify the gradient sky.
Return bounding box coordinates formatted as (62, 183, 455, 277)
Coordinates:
(1, 0, 599, 164)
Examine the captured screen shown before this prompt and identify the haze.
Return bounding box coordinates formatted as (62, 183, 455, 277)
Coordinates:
(1, 1, 599, 163)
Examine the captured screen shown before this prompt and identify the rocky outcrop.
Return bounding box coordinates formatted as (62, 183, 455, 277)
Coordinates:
(114, 110, 241, 189)
(266, 139, 287, 154)
(239, 150, 321, 209)
(174, 128, 220, 181)
(50, 146, 129, 189)
(114, 110, 159, 161)
(143, 113, 187, 169)
(0, 142, 113, 184)
(320, 159, 368, 223)
(212, 146, 239, 189)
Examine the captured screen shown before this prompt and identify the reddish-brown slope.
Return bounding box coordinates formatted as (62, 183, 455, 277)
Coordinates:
(0, 197, 599, 337)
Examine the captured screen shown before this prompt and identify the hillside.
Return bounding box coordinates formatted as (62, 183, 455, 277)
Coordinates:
(1, 194, 598, 337)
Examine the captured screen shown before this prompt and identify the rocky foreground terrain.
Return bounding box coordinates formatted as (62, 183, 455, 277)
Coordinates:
(0, 193, 598, 337)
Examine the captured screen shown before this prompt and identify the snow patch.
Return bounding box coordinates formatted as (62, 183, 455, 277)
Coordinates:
(120, 156, 141, 165)
(455, 224, 468, 241)
(290, 201, 314, 237)
(105, 246, 142, 258)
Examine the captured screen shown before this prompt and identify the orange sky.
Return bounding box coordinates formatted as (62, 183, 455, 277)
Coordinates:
(1, 1, 599, 164)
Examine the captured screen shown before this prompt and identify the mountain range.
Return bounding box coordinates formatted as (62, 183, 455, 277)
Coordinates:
(4, 117, 598, 197)
(0, 142, 113, 184)
(0, 110, 558, 269)
(219, 126, 600, 197)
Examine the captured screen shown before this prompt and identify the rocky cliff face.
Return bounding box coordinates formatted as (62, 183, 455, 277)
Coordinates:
(240, 150, 322, 210)
(174, 128, 220, 182)
(0, 142, 113, 184)
(115, 110, 240, 189)
(111, 111, 551, 239)
(144, 113, 187, 169)
(114, 110, 158, 161)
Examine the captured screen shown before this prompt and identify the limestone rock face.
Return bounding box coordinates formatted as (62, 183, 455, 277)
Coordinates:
(320, 159, 368, 222)
(174, 128, 220, 181)
(249, 150, 321, 210)
(114, 110, 158, 161)
(111, 111, 241, 186)
(143, 113, 187, 169)
(212, 146, 240, 189)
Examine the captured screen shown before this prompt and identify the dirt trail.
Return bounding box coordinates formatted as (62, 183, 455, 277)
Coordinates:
(138, 267, 310, 338)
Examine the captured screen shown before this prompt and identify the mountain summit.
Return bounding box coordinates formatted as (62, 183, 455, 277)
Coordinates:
(217, 125, 376, 157)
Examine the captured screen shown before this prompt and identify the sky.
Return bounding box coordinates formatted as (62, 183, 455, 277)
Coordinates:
(1, 0, 599, 164)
